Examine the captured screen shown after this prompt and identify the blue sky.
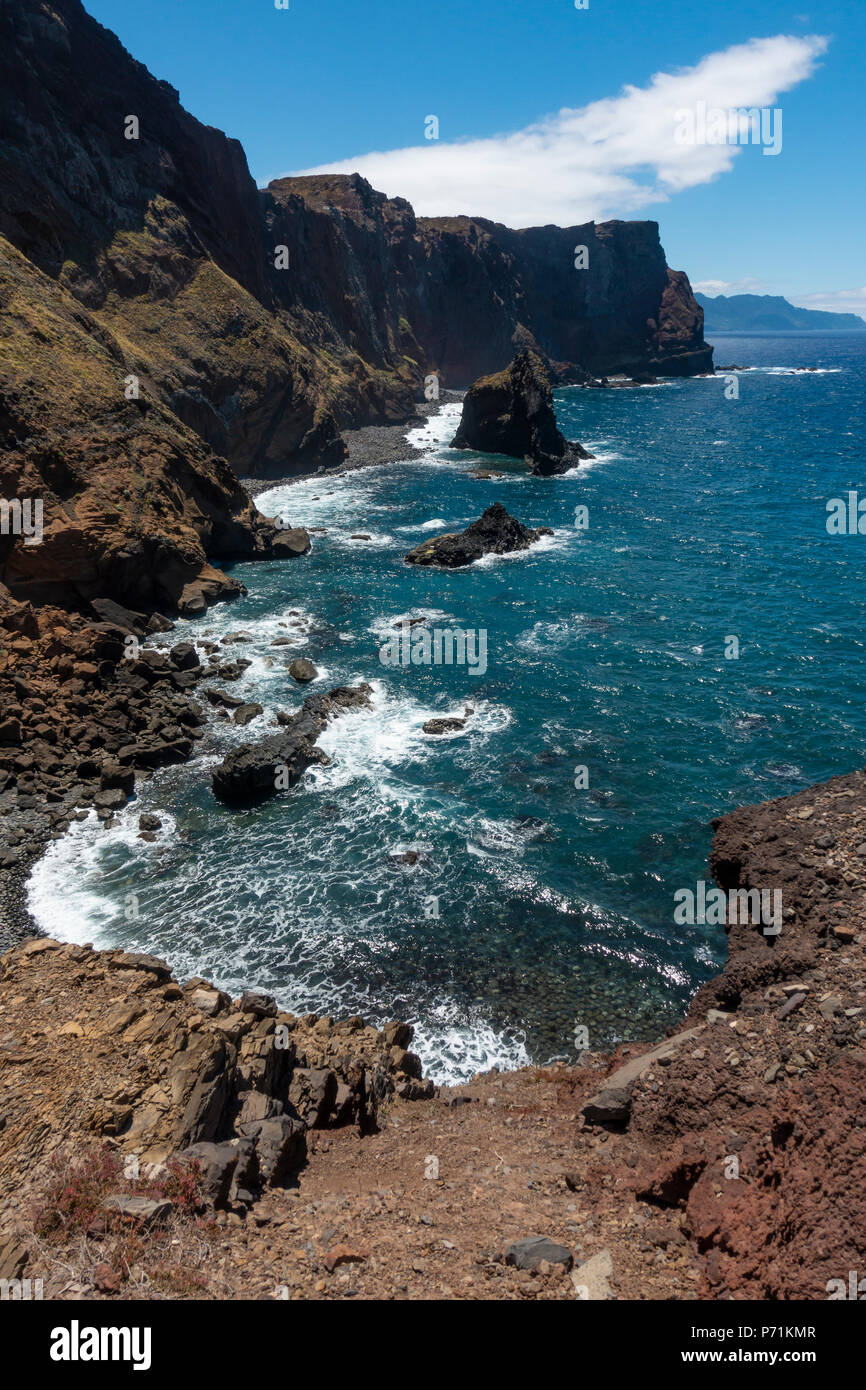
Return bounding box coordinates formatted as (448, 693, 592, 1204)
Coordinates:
(84, 0, 865, 313)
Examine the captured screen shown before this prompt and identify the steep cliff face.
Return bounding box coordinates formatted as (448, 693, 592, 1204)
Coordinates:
(266, 174, 711, 391)
(411, 213, 709, 381)
(0, 233, 292, 614)
(0, 0, 711, 615)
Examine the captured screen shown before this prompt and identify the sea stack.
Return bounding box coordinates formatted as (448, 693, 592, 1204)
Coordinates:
(451, 350, 594, 476)
(404, 502, 551, 568)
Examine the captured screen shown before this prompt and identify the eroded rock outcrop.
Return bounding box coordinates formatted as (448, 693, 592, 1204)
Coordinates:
(405, 502, 550, 568)
(0, 939, 433, 1214)
(0, 236, 310, 615)
(451, 350, 593, 475)
(594, 769, 866, 1300)
(211, 683, 373, 804)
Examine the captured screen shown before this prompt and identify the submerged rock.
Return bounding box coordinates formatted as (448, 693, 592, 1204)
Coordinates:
(405, 502, 551, 568)
(422, 717, 467, 735)
(451, 350, 594, 476)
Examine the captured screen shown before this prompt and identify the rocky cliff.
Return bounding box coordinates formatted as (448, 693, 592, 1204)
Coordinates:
(0, 1, 711, 582)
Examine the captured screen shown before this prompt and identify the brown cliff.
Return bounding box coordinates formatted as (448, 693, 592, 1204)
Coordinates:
(1, 0, 710, 496)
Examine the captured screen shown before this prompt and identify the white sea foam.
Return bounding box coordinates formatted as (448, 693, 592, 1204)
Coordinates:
(761, 366, 842, 375)
(412, 1017, 530, 1083)
(405, 402, 463, 454)
(26, 802, 177, 948)
(367, 607, 455, 642)
(515, 615, 600, 653)
(473, 526, 573, 568)
(707, 366, 842, 377)
(308, 681, 512, 794)
(395, 517, 449, 533)
(561, 446, 622, 475)
(329, 529, 395, 549)
(255, 472, 401, 537)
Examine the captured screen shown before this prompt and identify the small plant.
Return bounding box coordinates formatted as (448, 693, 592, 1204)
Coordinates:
(34, 1144, 125, 1239)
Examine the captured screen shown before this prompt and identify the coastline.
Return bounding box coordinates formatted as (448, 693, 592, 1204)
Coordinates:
(1, 766, 862, 1300)
(246, 394, 464, 497)
(0, 398, 458, 953)
(3, 385, 865, 1300)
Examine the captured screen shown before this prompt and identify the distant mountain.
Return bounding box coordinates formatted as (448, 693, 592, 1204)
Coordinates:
(697, 292, 866, 333)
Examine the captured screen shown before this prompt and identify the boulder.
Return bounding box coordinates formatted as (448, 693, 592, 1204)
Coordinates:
(451, 350, 594, 475)
(238, 991, 278, 1018)
(102, 1195, 172, 1227)
(288, 658, 318, 684)
(235, 1115, 307, 1185)
(288, 1067, 339, 1128)
(90, 598, 147, 634)
(169, 642, 200, 671)
(571, 1249, 615, 1300)
(405, 502, 547, 568)
(177, 1138, 260, 1207)
(271, 527, 312, 558)
(233, 703, 263, 727)
(423, 717, 466, 735)
(505, 1236, 573, 1271)
(581, 1025, 705, 1126)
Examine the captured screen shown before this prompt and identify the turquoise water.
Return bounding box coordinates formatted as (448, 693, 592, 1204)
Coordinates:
(29, 333, 866, 1080)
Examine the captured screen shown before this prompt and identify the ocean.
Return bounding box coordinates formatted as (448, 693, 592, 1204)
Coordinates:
(27, 332, 866, 1082)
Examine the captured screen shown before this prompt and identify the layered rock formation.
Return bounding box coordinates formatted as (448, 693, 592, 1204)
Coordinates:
(0, 939, 432, 1203)
(451, 350, 594, 475)
(404, 502, 550, 567)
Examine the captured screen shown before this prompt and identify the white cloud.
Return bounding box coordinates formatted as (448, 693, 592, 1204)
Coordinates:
(692, 278, 766, 297)
(285, 34, 828, 228)
(794, 287, 866, 318)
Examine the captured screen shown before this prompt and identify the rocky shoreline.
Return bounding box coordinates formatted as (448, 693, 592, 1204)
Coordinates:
(0, 400, 454, 950)
(2, 463, 864, 1301)
(1, 762, 863, 1300)
(2, 502, 864, 1298)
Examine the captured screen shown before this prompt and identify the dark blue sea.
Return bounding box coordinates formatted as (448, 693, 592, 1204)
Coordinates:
(28, 332, 866, 1080)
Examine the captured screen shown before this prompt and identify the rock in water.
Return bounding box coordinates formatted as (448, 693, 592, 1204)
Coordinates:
(451, 350, 594, 476)
(422, 717, 467, 735)
(288, 658, 318, 684)
(405, 502, 551, 568)
(212, 684, 373, 803)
